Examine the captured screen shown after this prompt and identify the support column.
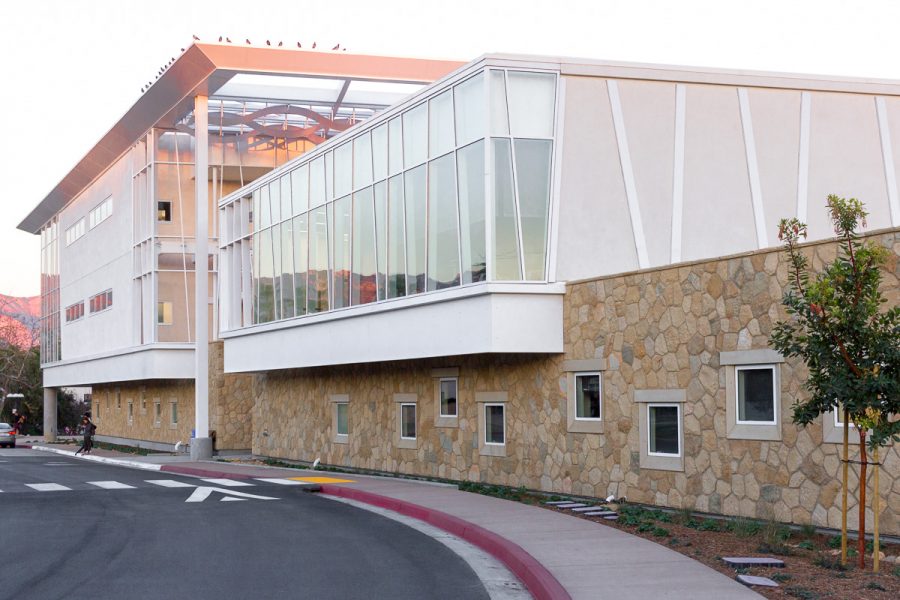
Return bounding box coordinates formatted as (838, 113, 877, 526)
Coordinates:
(191, 94, 212, 461)
(43, 388, 57, 442)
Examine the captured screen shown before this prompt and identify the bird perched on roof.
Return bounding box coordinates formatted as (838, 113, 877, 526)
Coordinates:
(297, 42, 302, 48)
(332, 43, 339, 50)
(312, 41, 316, 48)
(278, 41, 283, 47)
(218, 36, 222, 42)
(226, 37, 232, 43)
(193, 34, 200, 41)
(266, 40, 271, 46)
(246, 38, 251, 44)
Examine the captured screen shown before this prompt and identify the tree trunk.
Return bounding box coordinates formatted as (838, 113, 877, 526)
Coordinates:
(841, 408, 849, 564)
(873, 446, 880, 573)
(858, 428, 868, 570)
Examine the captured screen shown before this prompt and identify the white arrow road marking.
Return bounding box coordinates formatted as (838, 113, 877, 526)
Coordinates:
(221, 497, 246, 502)
(200, 478, 254, 487)
(254, 478, 307, 485)
(185, 486, 279, 503)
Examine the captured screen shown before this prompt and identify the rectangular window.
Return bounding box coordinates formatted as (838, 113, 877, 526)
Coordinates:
(157, 301, 173, 325)
(154, 401, 161, 426)
(336, 403, 349, 436)
(89, 289, 113, 314)
(575, 373, 601, 420)
(89, 196, 113, 229)
(736, 366, 776, 424)
(439, 378, 458, 418)
(484, 404, 505, 445)
(170, 401, 178, 426)
(400, 403, 417, 439)
(65, 301, 85, 323)
(648, 404, 681, 456)
(127, 400, 133, 425)
(157, 201, 172, 222)
(65, 218, 85, 246)
(833, 405, 857, 428)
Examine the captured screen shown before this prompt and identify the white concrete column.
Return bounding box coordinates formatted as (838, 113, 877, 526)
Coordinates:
(192, 95, 212, 460)
(43, 388, 57, 442)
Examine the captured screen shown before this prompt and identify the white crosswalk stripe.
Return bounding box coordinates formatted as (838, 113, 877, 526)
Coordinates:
(254, 478, 306, 485)
(200, 478, 255, 487)
(87, 481, 137, 490)
(145, 479, 196, 488)
(26, 483, 71, 491)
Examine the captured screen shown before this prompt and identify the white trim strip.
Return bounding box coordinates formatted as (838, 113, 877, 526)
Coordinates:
(797, 92, 811, 223)
(254, 478, 309, 485)
(876, 96, 900, 226)
(607, 79, 649, 269)
(738, 88, 768, 249)
(671, 84, 686, 263)
(87, 481, 137, 490)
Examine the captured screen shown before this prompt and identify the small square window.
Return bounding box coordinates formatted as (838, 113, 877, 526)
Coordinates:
(336, 403, 349, 436)
(575, 373, 601, 420)
(648, 404, 680, 456)
(736, 366, 776, 424)
(439, 378, 457, 417)
(400, 404, 417, 440)
(158, 201, 172, 222)
(485, 404, 505, 445)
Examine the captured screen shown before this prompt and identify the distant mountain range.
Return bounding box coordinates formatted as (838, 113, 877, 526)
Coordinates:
(0, 294, 40, 348)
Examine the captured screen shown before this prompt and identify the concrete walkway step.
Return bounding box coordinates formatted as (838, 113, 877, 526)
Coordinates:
(723, 557, 786, 568)
(737, 574, 780, 588)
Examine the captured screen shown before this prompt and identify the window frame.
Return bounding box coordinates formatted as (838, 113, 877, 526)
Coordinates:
(734, 364, 778, 426)
(331, 394, 349, 444)
(564, 359, 606, 434)
(157, 200, 173, 222)
(153, 399, 161, 428)
(439, 377, 458, 418)
(89, 196, 113, 230)
(169, 399, 178, 429)
(432, 368, 460, 428)
(647, 403, 682, 458)
(157, 301, 173, 325)
(400, 403, 417, 440)
(476, 391, 508, 457)
(721, 349, 784, 442)
(393, 393, 418, 449)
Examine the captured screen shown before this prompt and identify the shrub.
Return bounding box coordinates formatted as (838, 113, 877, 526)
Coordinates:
(813, 554, 847, 571)
(799, 523, 817, 538)
(652, 526, 670, 537)
(698, 518, 722, 532)
(771, 573, 793, 583)
(638, 522, 655, 533)
(727, 517, 762, 538)
(761, 520, 791, 545)
(757, 542, 794, 556)
(865, 582, 886, 591)
(785, 586, 819, 600)
(798, 540, 815, 551)
(826, 536, 842, 549)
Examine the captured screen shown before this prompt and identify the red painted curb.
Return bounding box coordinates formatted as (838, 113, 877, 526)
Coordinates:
(319, 484, 571, 600)
(160, 465, 252, 479)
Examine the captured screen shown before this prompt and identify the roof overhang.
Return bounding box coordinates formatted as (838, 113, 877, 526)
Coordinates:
(18, 43, 463, 234)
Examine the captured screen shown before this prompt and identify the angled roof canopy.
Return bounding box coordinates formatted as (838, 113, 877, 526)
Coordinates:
(18, 43, 463, 233)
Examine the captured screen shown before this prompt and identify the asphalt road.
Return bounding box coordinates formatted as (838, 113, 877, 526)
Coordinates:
(0, 449, 491, 600)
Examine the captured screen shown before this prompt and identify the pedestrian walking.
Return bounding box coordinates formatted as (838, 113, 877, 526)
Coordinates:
(10, 408, 19, 434)
(74, 415, 96, 455)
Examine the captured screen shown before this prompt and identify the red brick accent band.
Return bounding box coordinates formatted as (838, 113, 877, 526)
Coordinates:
(320, 484, 571, 600)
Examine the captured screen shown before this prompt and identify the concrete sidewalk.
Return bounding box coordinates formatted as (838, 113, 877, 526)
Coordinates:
(27, 442, 760, 600)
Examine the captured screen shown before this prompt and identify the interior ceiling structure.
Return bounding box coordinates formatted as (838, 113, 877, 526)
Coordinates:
(19, 44, 463, 233)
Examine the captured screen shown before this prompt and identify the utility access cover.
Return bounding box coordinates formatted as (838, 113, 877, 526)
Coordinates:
(185, 486, 279, 503)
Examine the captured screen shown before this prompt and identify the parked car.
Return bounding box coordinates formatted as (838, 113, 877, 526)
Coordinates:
(0, 423, 16, 448)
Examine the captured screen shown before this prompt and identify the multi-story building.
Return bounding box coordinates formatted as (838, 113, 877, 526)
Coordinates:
(18, 43, 460, 454)
(21, 48, 900, 534)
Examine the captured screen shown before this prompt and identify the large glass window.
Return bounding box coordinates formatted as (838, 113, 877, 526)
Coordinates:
(387, 176, 407, 299)
(403, 104, 427, 168)
(351, 187, 376, 305)
(427, 154, 460, 291)
(492, 139, 522, 280)
(515, 139, 553, 280)
(334, 143, 353, 198)
(736, 366, 776, 424)
(353, 133, 373, 189)
(372, 124, 388, 181)
(331, 196, 352, 309)
(292, 214, 308, 316)
(257, 228, 275, 322)
(429, 90, 455, 158)
(308, 206, 329, 313)
(457, 140, 486, 284)
(280, 220, 294, 318)
(374, 182, 388, 301)
(507, 71, 556, 138)
(404, 166, 426, 295)
(291, 164, 309, 215)
(454, 73, 484, 147)
(648, 405, 680, 456)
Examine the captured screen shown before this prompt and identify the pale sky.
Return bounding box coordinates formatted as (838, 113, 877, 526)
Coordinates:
(2, 0, 900, 297)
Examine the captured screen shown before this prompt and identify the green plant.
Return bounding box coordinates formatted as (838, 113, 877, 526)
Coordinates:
(827, 535, 842, 549)
(785, 586, 820, 600)
(637, 522, 655, 533)
(762, 520, 792, 545)
(798, 540, 815, 551)
(757, 542, 794, 556)
(799, 523, 817, 538)
(771, 573, 793, 583)
(847, 547, 858, 558)
(814, 554, 847, 571)
(676, 507, 693, 525)
(865, 581, 886, 591)
(698, 518, 722, 532)
(727, 517, 762, 538)
(892, 565, 900, 578)
(651, 526, 670, 537)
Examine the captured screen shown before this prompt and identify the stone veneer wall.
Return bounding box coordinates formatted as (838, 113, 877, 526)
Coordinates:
(252, 229, 900, 534)
(92, 342, 253, 450)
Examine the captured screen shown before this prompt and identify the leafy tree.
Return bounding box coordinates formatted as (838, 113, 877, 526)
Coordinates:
(770, 195, 900, 568)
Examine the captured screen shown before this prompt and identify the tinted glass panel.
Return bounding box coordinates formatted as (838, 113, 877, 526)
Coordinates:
(310, 157, 326, 208)
(337, 403, 348, 436)
(454, 73, 484, 147)
(372, 124, 388, 181)
(489, 70, 509, 136)
(429, 90, 454, 158)
(351, 187, 376, 305)
(576, 374, 600, 419)
(280, 221, 294, 318)
(440, 379, 457, 417)
(308, 206, 329, 313)
(374, 182, 388, 301)
(334, 143, 352, 198)
(332, 196, 352, 309)
(404, 166, 426, 295)
(649, 406, 679, 455)
(738, 368, 775, 422)
(515, 139, 552, 280)
(353, 133, 373, 189)
(403, 104, 427, 168)
(291, 165, 308, 215)
(292, 214, 308, 316)
(388, 118, 403, 175)
(401, 404, 416, 439)
(387, 176, 407, 299)
(492, 138, 521, 280)
(457, 140, 486, 284)
(257, 228, 275, 322)
(485, 405, 505, 444)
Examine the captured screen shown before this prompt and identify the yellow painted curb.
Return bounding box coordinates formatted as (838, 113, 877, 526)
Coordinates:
(289, 476, 355, 484)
